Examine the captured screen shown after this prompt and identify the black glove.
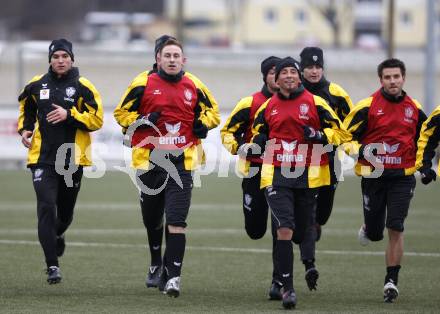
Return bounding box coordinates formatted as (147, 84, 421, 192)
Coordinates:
(137, 112, 160, 128)
(358, 144, 367, 159)
(303, 126, 325, 142)
(358, 143, 384, 159)
(253, 133, 268, 154)
(193, 119, 208, 139)
(420, 168, 437, 185)
(237, 143, 255, 158)
(237, 134, 268, 159)
(248, 133, 268, 158)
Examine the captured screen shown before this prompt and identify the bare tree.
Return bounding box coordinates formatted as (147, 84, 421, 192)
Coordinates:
(224, 0, 246, 47)
(309, 0, 353, 48)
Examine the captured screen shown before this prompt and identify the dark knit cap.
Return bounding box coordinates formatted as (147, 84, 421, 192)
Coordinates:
(300, 47, 324, 70)
(275, 57, 301, 81)
(261, 56, 281, 83)
(154, 34, 177, 59)
(48, 39, 74, 62)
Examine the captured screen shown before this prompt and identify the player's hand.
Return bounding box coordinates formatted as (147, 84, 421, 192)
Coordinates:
(237, 143, 258, 158)
(253, 133, 268, 153)
(238, 134, 268, 158)
(137, 112, 161, 128)
(46, 104, 68, 124)
(359, 143, 385, 159)
(21, 130, 33, 148)
(193, 119, 208, 139)
(420, 168, 437, 185)
(303, 126, 325, 142)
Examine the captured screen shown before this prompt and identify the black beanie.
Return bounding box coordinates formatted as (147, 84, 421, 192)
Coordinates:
(48, 39, 74, 62)
(275, 57, 301, 81)
(300, 47, 324, 70)
(261, 56, 281, 83)
(154, 34, 177, 59)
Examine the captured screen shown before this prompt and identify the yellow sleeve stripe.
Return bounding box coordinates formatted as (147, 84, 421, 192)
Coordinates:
(329, 82, 354, 110)
(416, 124, 436, 169)
(252, 99, 270, 135)
(114, 72, 148, 128)
(412, 98, 423, 110)
(185, 71, 220, 129)
(17, 75, 43, 132)
(343, 97, 372, 130)
(17, 98, 26, 132)
(314, 95, 341, 121)
(221, 96, 253, 132)
(79, 77, 103, 111)
(416, 105, 440, 169)
(220, 96, 253, 154)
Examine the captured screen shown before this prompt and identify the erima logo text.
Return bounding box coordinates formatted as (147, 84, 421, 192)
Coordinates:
(276, 154, 304, 163)
(376, 142, 401, 164)
(160, 122, 186, 145)
(376, 156, 402, 165)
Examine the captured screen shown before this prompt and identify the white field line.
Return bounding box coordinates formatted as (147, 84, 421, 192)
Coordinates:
(0, 239, 439, 258)
(0, 228, 244, 235)
(0, 202, 238, 211)
(0, 228, 436, 236)
(0, 202, 438, 216)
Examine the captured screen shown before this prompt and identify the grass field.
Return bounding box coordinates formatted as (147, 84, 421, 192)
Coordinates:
(0, 169, 439, 313)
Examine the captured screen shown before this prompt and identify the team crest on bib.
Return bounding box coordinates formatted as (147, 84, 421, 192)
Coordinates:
(300, 104, 309, 115)
(184, 89, 192, 102)
(183, 89, 193, 106)
(66, 87, 76, 98)
(299, 103, 310, 120)
(404, 106, 414, 123)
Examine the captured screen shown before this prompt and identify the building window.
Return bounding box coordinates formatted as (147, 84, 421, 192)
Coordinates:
(400, 11, 412, 27)
(264, 8, 277, 24)
(295, 9, 307, 24)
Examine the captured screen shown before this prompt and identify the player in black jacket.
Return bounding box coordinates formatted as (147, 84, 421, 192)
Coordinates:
(18, 39, 103, 284)
(298, 47, 353, 290)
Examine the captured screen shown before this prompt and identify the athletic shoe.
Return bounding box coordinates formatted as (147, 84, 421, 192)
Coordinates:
(282, 289, 297, 309)
(305, 267, 319, 291)
(157, 267, 168, 292)
(56, 235, 65, 257)
(46, 266, 62, 284)
(268, 280, 283, 300)
(145, 265, 161, 288)
(315, 224, 322, 242)
(164, 276, 180, 297)
(383, 281, 399, 303)
(358, 225, 369, 246)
